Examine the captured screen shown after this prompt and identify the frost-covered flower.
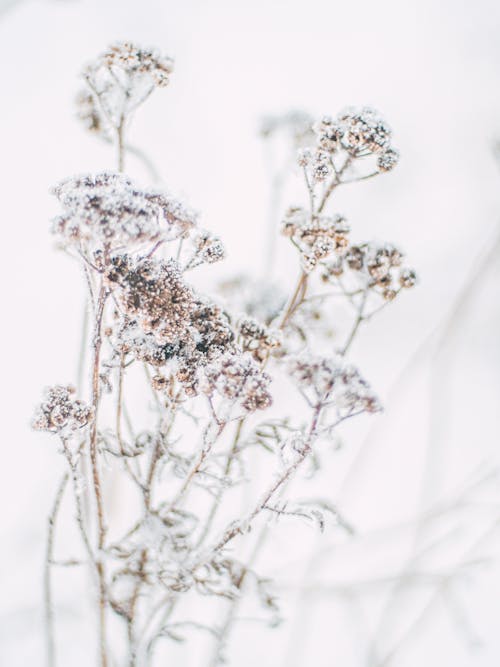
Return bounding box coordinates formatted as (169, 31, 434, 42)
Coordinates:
(336, 106, 392, 155)
(52, 173, 196, 255)
(322, 241, 416, 301)
(281, 207, 350, 273)
(187, 230, 225, 268)
(202, 353, 273, 413)
(377, 147, 400, 172)
(304, 107, 399, 181)
(288, 354, 380, 414)
(238, 317, 282, 362)
(32, 385, 93, 436)
(83, 42, 173, 126)
(106, 255, 194, 345)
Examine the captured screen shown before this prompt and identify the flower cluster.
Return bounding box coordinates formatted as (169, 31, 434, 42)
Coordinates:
(106, 255, 194, 344)
(32, 385, 93, 437)
(108, 293, 237, 397)
(288, 355, 380, 415)
(186, 230, 226, 269)
(202, 353, 273, 413)
(237, 317, 282, 362)
(316, 107, 398, 166)
(83, 42, 174, 126)
(299, 107, 399, 184)
(321, 241, 417, 301)
(52, 173, 196, 257)
(281, 206, 350, 273)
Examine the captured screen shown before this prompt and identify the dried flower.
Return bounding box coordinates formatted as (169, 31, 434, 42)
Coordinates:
(238, 317, 282, 362)
(202, 353, 273, 413)
(107, 255, 194, 345)
(322, 241, 416, 302)
(52, 173, 196, 256)
(281, 207, 350, 273)
(83, 42, 173, 126)
(32, 385, 93, 436)
(288, 355, 380, 415)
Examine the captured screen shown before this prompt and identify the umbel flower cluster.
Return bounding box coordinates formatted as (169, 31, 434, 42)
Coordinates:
(33, 42, 417, 667)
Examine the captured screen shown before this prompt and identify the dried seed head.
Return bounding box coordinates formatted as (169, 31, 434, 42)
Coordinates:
(399, 268, 417, 289)
(202, 353, 272, 413)
(52, 173, 196, 256)
(288, 355, 381, 415)
(83, 42, 173, 126)
(32, 385, 94, 436)
(109, 256, 194, 345)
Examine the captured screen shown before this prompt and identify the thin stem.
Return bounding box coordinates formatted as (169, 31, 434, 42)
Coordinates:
(211, 402, 323, 556)
(44, 473, 69, 667)
(117, 116, 125, 172)
(88, 281, 109, 667)
(317, 155, 352, 213)
(341, 290, 368, 356)
(196, 418, 245, 547)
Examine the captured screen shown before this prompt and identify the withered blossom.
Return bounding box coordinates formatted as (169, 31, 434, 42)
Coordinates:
(238, 316, 282, 362)
(281, 207, 350, 274)
(106, 255, 194, 344)
(52, 172, 196, 256)
(83, 42, 174, 127)
(287, 355, 381, 415)
(321, 241, 417, 301)
(202, 352, 273, 413)
(32, 385, 93, 436)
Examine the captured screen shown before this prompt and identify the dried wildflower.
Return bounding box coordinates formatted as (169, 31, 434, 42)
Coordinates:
(399, 267, 417, 288)
(314, 116, 342, 153)
(52, 172, 196, 256)
(176, 299, 236, 395)
(83, 42, 173, 126)
(336, 106, 392, 155)
(32, 385, 93, 436)
(322, 241, 416, 302)
(288, 355, 380, 415)
(301, 107, 399, 185)
(202, 353, 273, 413)
(238, 316, 281, 362)
(281, 207, 350, 273)
(377, 147, 400, 172)
(187, 230, 226, 268)
(107, 255, 194, 345)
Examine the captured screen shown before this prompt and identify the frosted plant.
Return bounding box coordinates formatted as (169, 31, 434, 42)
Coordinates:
(33, 43, 416, 667)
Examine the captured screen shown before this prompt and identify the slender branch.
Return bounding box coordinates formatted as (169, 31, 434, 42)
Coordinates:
(88, 281, 109, 667)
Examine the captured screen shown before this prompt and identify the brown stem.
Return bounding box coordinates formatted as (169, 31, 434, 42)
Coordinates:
(278, 271, 309, 331)
(89, 281, 109, 667)
(317, 155, 352, 213)
(117, 116, 125, 172)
